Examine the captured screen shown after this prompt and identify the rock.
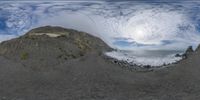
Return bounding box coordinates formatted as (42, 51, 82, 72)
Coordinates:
(175, 54, 182, 57)
(186, 46, 194, 53)
(183, 46, 194, 58)
(195, 44, 200, 52)
(143, 65, 151, 69)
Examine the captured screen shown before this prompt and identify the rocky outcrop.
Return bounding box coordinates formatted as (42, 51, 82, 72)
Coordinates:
(186, 46, 194, 53)
(195, 44, 200, 52)
(182, 46, 194, 58)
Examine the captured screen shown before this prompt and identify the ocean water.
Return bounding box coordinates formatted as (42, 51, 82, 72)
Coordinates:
(105, 50, 184, 67)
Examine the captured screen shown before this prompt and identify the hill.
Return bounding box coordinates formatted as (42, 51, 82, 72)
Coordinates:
(0, 26, 200, 100)
(0, 26, 111, 70)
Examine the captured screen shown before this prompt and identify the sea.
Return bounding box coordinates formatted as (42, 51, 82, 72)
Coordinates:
(105, 50, 184, 67)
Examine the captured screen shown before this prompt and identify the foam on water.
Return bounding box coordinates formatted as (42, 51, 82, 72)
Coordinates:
(105, 50, 183, 67)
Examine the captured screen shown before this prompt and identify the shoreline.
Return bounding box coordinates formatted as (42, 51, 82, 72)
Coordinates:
(103, 53, 185, 72)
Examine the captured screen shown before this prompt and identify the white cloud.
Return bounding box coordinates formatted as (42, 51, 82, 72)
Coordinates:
(114, 7, 200, 50)
(0, 35, 17, 43)
(1, 1, 200, 51)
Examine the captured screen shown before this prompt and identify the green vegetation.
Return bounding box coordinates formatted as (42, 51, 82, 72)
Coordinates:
(75, 37, 91, 52)
(20, 52, 29, 60)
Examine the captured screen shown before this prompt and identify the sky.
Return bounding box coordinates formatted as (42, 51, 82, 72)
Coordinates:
(0, 0, 200, 51)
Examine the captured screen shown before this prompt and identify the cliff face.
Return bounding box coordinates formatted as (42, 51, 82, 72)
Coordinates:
(0, 26, 111, 70)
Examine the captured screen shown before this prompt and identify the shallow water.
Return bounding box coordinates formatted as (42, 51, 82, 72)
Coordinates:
(105, 50, 184, 67)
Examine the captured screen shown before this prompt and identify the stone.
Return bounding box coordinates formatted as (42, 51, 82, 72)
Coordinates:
(183, 46, 194, 58)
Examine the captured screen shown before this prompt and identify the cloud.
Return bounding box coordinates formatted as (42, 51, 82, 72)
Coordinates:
(114, 7, 200, 50)
(1, 1, 200, 50)
(0, 35, 16, 42)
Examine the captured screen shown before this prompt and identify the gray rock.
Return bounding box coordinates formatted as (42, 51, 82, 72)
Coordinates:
(183, 46, 194, 58)
(175, 53, 182, 57)
(195, 44, 200, 52)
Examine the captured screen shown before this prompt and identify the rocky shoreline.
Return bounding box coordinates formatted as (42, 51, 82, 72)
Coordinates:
(103, 45, 198, 71)
(103, 54, 175, 72)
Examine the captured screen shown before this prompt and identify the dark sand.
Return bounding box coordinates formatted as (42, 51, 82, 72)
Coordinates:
(0, 26, 199, 100)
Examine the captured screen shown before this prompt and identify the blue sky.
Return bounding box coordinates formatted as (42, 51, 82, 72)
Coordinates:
(0, 0, 200, 50)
